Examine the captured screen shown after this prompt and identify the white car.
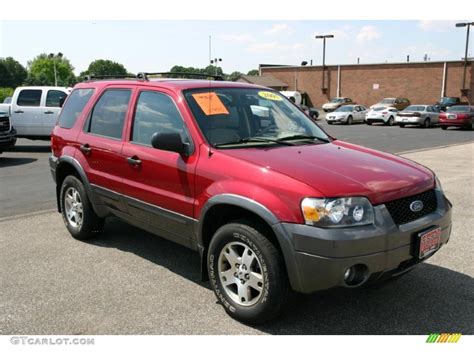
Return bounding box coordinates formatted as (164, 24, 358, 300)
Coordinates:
(326, 105, 368, 125)
(395, 105, 440, 128)
(366, 107, 398, 126)
(5, 86, 71, 139)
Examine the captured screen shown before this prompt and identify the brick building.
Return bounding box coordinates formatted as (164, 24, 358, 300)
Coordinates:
(259, 60, 473, 107)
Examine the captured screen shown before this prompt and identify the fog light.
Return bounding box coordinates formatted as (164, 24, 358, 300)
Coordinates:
(343, 264, 369, 287)
(344, 267, 353, 281)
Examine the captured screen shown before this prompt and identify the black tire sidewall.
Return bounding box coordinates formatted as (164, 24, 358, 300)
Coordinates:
(208, 223, 286, 324)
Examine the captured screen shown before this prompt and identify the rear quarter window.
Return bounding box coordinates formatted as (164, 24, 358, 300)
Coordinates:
(58, 88, 95, 129)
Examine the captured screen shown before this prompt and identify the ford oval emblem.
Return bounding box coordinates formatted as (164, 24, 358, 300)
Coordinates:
(410, 200, 424, 212)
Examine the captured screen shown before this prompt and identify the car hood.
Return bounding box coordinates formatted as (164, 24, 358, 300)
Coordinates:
(221, 141, 434, 205)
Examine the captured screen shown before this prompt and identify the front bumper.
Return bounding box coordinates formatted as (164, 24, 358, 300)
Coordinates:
(272, 189, 452, 293)
(439, 119, 471, 127)
(326, 115, 347, 123)
(0, 129, 17, 150)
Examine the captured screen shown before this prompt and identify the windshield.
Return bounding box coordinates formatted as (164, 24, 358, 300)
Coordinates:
(335, 105, 354, 112)
(381, 99, 395, 104)
(184, 88, 329, 148)
(373, 107, 387, 112)
(330, 98, 344, 103)
(439, 97, 457, 105)
(446, 106, 470, 112)
(404, 105, 426, 112)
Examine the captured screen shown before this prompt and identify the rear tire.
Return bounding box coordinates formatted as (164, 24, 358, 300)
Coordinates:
(327, 121, 333, 125)
(60, 175, 104, 240)
(399, 124, 405, 128)
(441, 126, 448, 130)
(386, 116, 394, 126)
(347, 116, 353, 125)
(208, 220, 288, 324)
(423, 118, 430, 128)
(366, 121, 372, 125)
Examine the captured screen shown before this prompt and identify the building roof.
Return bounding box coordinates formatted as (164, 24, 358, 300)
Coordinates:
(237, 75, 288, 88)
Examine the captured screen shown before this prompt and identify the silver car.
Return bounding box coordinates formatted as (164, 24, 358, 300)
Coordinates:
(326, 105, 368, 125)
(395, 105, 440, 128)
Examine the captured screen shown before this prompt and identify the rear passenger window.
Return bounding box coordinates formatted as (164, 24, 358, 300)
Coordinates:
(131, 91, 186, 146)
(17, 89, 42, 107)
(86, 89, 131, 139)
(58, 88, 94, 129)
(46, 90, 68, 107)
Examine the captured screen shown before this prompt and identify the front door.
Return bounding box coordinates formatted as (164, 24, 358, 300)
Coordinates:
(120, 89, 198, 247)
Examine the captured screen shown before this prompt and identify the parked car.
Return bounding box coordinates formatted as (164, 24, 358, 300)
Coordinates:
(50, 76, 452, 324)
(439, 105, 474, 130)
(326, 105, 368, 125)
(366, 107, 398, 126)
(1, 86, 70, 140)
(0, 111, 17, 153)
(322, 97, 354, 112)
(280, 91, 319, 120)
(370, 97, 410, 111)
(395, 105, 440, 128)
(434, 97, 468, 112)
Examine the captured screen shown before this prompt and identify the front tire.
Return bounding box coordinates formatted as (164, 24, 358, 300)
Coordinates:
(386, 116, 394, 126)
(399, 124, 405, 128)
(208, 220, 288, 324)
(441, 126, 448, 130)
(347, 116, 353, 125)
(60, 175, 104, 240)
(423, 118, 431, 128)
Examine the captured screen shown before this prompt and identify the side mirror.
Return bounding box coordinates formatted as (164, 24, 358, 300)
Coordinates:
(59, 96, 66, 108)
(151, 132, 188, 155)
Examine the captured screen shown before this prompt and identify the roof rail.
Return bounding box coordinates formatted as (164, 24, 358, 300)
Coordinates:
(136, 72, 223, 81)
(82, 74, 137, 81)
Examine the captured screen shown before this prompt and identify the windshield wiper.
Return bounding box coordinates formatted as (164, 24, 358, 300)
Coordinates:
(214, 137, 295, 148)
(277, 134, 330, 143)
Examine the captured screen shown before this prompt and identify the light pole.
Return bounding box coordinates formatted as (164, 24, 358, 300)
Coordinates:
(210, 57, 222, 76)
(315, 34, 334, 94)
(48, 52, 63, 86)
(455, 22, 474, 97)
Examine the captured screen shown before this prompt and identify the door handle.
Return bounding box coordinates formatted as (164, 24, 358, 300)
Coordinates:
(80, 144, 92, 155)
(44, 111, 54, 114)
(126, 156, 142, 166)
(14, 110, 24, 114)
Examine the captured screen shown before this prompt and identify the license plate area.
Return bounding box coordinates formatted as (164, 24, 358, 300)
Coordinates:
(414, 227, 441, 259)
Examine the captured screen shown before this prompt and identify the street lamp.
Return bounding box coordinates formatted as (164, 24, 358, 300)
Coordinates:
(210, 57, 222, 76)
(48, 52, 63, 86)
(455, 22, 474, 97)
(315, 34, 334, 94)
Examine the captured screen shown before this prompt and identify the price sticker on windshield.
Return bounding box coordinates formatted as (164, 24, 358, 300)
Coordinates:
(192, 92, 229, 116)
(258, 91, 283, 101)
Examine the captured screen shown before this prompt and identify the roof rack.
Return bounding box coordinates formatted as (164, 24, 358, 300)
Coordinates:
(82, 74, 137, 81)
(136, 72, 223, 81)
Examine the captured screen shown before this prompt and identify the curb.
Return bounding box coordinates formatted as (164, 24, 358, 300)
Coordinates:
(397, 142, 473, 156)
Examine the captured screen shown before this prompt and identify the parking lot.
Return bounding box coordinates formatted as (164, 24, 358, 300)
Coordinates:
(0, 120, 473, 334)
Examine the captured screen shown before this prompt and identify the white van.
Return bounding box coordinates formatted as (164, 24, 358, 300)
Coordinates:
(7, 86, 71, 139)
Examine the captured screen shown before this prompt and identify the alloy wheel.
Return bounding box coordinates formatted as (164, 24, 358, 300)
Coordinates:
(64, 187, 83, 229)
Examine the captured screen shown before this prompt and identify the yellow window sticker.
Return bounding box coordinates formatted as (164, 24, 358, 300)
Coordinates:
(192, 92, 229, 116)
(258, 91, 282, 101)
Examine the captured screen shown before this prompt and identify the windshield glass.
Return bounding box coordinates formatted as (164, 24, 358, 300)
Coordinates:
(335, 105, 354, 112)
(404, 105, 426, 112)
(381, 99, 395, 104)
(446, 106, 470, 112)
(330, 98, 344, 103)
(440, 97, 457, 105)
(373, 107, 386, 112)
(184, 88, 329, 148)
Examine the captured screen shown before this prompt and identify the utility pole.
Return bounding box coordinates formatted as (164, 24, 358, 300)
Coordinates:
(315, 34, 334, 94)
(455, 22, 474, 97)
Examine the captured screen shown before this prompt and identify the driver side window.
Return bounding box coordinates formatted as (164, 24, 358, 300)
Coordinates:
(131, 91, 187, 146)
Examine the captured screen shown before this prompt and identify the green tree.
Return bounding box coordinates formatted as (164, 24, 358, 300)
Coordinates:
(0, 61, 9, 87)
(0, 57, 27, 87)
(26, 53, 76, 86)
(247, 69, 259, 76)
(226, 71, 243, 81)
(80, 59, 129, 78)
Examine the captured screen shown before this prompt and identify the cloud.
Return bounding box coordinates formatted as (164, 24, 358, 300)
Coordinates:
(417, 20, 458, 32)
(264, 23, 290, 35)
(312, 25, 353, 40)
(245, 41, 284, 54)
(356, 26, 382, 43)
(216, 33, 253, 43)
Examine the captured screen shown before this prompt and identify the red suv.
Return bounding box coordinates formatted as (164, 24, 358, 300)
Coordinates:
(49, 74, 452, 324)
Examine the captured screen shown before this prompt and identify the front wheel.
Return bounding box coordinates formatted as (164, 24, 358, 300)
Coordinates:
(399, 124, 405, 128)
(208, 221, 288, 324)
(347, 116, 353, 125)
(423, 118, 431, 128)
(441, 126, 448, 130)
(386, 116, 395, 126)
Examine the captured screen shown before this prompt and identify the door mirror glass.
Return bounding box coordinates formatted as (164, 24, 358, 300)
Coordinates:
(151, 132, 187, 155)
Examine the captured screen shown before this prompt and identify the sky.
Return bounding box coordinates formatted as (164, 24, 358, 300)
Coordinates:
(0, 20, 472, 75)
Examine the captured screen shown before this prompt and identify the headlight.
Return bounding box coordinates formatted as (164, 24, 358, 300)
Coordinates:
(301, 197, 374, 227)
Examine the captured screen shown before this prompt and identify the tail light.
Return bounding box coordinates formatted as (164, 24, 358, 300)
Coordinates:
(382, 111, 388, 114)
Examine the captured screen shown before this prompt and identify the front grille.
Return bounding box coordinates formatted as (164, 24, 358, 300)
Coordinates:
(384, 189, 437, 225)
(0, 116, 10, 132)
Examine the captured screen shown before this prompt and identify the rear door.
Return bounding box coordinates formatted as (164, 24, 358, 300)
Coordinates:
(11, 88, 43, 136)
(76, 87, 133, 212)
(42, 89, 69, 135)
(120, 88, 198, 247)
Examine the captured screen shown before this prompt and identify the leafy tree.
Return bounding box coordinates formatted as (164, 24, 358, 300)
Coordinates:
(80, 59, 129, 79)
(226, 71, 243, 81)
(0, 57, 27, 87)
(26, 53, 76, 86)
(0, 87, 14, 103)
(170, 65, 224, 77)
(247, 69, 259, 76)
